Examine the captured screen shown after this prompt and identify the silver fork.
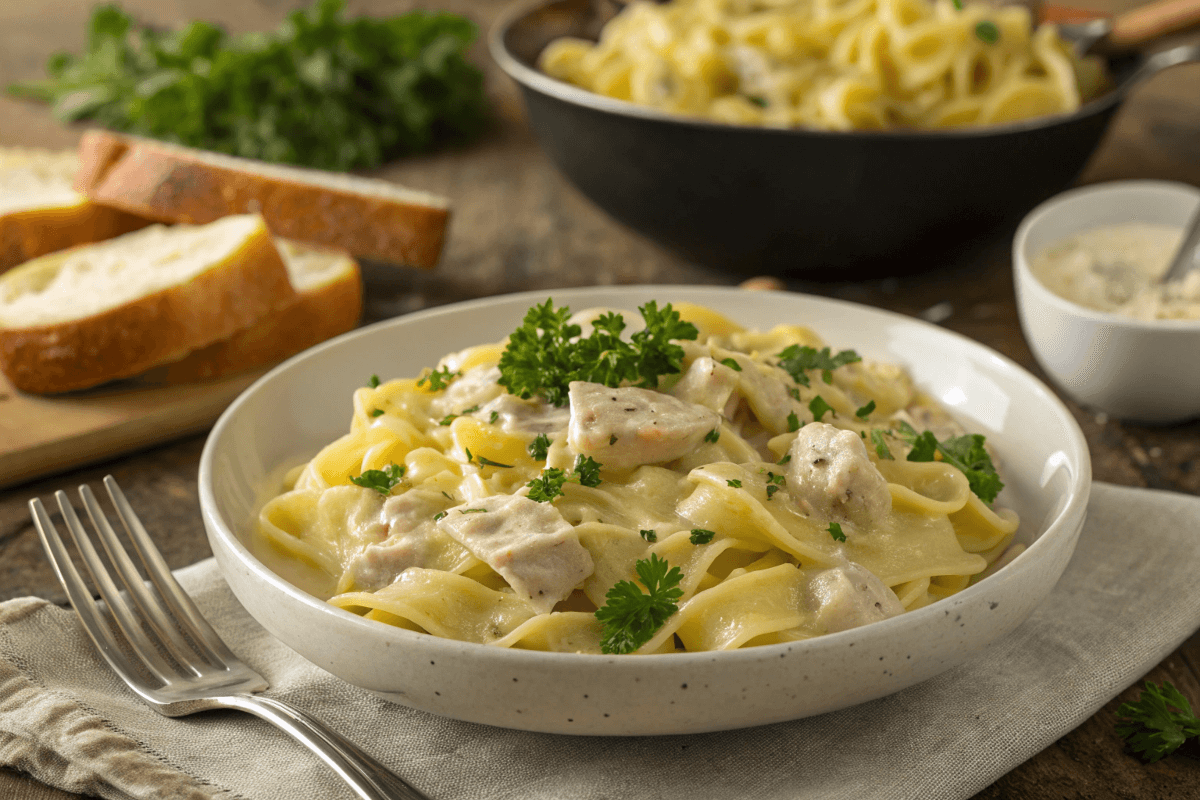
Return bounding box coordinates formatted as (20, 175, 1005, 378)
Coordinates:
(29, 475, 429, 800)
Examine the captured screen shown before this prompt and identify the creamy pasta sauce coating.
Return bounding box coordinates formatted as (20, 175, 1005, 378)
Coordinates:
(539, 0, 1104, 130)
(254, 302, 1019, 654)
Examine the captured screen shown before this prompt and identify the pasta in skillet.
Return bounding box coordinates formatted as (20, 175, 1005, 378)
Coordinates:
(254, 300, 1019, 654)
(539, 0, 1106, 130)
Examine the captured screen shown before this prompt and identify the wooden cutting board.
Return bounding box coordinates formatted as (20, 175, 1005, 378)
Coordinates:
(0, 368, 266, 490)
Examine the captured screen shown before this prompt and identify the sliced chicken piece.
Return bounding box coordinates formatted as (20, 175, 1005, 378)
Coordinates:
(436, 494, 594, 614)
(786, 422, 892, 527)
(430, 365, 503, 417)
(805, 562, 905, 634)
(567, 381, 720, 470)
(670, 356, 740, 415)
(343, 490, 444, 591)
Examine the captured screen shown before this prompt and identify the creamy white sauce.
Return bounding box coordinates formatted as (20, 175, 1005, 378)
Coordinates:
(1031, 223, 1200, 321)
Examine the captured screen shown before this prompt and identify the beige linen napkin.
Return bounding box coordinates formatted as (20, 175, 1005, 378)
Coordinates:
(1, 481, 1198, 800)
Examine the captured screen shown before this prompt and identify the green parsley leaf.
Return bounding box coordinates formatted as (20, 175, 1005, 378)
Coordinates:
(369, 408, 385, 417)
(809, 395, 835, 422)
(777, 453, 791, 465)
(787, 411, 801, 432)
(975, 20, 1001, 44)
(776, 345, 861, 387)
(705, 428, 720, 443)
(1116, 680, 1200, 763)
(433, 511, 447, 522)
(827, 522, 846, 542)
(476, 456, 513, 469)
(418, 366, 460, 391)
(349, 463, 405, 494)
(367, 374, 381, 388)
(609, 434, 619, 445)
(765, 471, 785, 500)
(719, 357, 742, 372)
(726, 479, 742, 488)
(640, 529, 657, 543)
(7, 1, 489, 171)
(459, 508, 488, 514)
(746, 94, 769, 108)
(496, 299, 698, 406)
(895, 421, 1004, 503)
(689, 528, 716, 544)
(594, 554, 684, 655)
(871, 430, 894, 460)
(856, 400, 876, 419)
(574, 455, 603, 487)
(528, 433, 551, 460)
(489, 410, 499, 424)
(461, 404, 480, 414)
(527, 468, 568, 502)
(439, 414, 457, 426)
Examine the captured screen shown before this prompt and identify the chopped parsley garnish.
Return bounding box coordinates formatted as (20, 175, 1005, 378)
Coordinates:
(367, 374, 380, 388)
(527, 468, 568, 502)
(574, 455, 603, 487)
(788, 386, 801, 402)
(461, 404, 480, 414)
(827, 522, 846, 542)
(726, 479, 742, 488)
(871, 430, 894, 460)
(975, 20, 1000, 44)
(489, 410, 499, 424)
(705, 428, 720, 443)
(765, 471, 785, 500)
(418, 365, 460, 391)
(609, 434, 619, 445)
(776, 345, 861, 387)
(809, 395, 834, 422)
(594, 554, 684, 655)
(349, 463, 405, 494)
(528, 433, 551, 460)
(895, 421, 1003, 503)
(1116, 680, 1200, 763)
(459, 508, 488, 514)
(746, 94, 769, 108)
(369, 408, 385, 417)
(787, 411, 801, 432)
(433, 511, 447, 522)
(476, 456, 513, 469)
(689, 528, 716, 544)
(640, 529, 657, 543)
(496, 299, 698, 407)
(777, 453, 791, 465)
(856, 400, 876, 419)
(719, 357, 742, 372)
(441, 491, 454, 501)
(438, 414, 457, 426)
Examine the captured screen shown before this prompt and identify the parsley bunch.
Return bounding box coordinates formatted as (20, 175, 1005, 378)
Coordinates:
(1116, 680, 1200, 763)
(497, 299, 699, 407)
(594, 554, 684, 655)
(8, 0, 487, 170)
(895, 421, 1004, 504)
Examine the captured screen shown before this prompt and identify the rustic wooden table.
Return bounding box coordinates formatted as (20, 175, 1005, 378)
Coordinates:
(1, 0, 1199, 798)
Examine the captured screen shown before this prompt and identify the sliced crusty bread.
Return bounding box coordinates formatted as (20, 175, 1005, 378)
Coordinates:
(145, 239, 362, 383)
(0, 147, 148, 273)
(75, 130, 451, 270)
(0, 214, 295, 394)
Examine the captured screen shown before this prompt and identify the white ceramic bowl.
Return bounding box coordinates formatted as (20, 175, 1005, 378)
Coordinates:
(1014, 180, 1200, 424)
(199, 286, 1090, 736)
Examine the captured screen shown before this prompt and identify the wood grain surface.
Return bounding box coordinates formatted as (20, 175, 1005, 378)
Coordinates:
(1, 0, 1199, 798)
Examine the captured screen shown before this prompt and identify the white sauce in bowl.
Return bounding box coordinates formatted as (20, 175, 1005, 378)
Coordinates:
(1030, 223, 1200, 320)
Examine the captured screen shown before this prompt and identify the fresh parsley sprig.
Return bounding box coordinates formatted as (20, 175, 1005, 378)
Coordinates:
(525, 456, 604, 502)
(1116, 680, 1200, 763)
(776, 345, 861, 387)
(894, 421, 1003, 503)
(349, 463, 405, 494)
(594, 554, 684, 655)
(496, 299, 699, 407)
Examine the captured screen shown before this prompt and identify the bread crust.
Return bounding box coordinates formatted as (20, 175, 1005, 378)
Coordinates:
(0, 220, 295, 394)
(76, 130, 449, 269)
(147, 250, 363, 383)
(0, 200, 148, 274)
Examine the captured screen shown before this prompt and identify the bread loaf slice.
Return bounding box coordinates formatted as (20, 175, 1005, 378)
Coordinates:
(0, 147, 148, 273)
(75, 130, 451, 269)
(145, 239, 362, 383)
(0, 214, 295, 394)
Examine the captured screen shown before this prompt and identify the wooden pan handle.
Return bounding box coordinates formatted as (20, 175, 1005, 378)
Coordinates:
(1109, 0, 1200, 47)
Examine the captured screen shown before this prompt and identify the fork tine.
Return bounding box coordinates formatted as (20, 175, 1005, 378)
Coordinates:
(103, 476, 239, 665)
(28, 498, 158, 700)
(54, 490, 178, 686)
(79, 485, 208, 677)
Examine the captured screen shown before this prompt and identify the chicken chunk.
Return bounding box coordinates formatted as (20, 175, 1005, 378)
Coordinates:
(567, 381, 720, 470)
(805, 562, 905, 634)
(342, 490, 443, 591)
(786, 422, 891, 527)
(670, 356, 740, 415)
(436, 494, 594, 614)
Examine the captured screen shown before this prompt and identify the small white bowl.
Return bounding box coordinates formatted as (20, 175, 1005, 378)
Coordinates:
(199, 286, 1090, 735)
(1014, 180, 1200, 424)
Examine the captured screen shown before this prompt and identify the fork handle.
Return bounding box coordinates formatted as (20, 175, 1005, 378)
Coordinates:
(214, 694, 430, 800)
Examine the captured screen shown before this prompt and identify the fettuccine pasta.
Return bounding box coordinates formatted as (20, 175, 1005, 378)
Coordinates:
(539, 0, 1106, 130)
(254, 301, 1019, 654)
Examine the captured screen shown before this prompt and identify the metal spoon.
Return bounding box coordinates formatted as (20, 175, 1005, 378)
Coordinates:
(1160, 205, 1200, 284)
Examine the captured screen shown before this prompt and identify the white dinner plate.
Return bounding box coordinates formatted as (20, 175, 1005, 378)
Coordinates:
(199, 285, 1090, 735)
